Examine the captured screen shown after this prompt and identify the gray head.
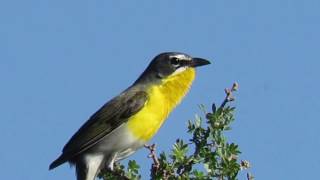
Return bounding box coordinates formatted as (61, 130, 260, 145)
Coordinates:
(134, 52, 210, 84)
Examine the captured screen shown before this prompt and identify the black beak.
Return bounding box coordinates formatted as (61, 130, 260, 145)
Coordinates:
(190, 57, 211, 67)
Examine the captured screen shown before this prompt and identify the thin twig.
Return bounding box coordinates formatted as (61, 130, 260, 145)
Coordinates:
(220, 82, 239, 108)
(247, 172, 254, 180)
(144, 144, 160, 171)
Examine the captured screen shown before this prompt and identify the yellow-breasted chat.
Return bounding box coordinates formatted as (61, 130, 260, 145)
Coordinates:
(49, 52, 210, 180)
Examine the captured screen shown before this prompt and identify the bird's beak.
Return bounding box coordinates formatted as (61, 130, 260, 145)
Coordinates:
(190, 57, 211, 67)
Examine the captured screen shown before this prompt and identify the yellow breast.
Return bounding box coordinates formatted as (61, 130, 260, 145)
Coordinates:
(127, 68, 196, 141)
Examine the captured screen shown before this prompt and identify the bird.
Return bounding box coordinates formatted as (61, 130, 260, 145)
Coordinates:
(49, 52, 210, 180)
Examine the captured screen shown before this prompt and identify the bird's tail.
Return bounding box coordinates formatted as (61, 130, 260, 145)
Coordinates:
(49, 154, 69, 170)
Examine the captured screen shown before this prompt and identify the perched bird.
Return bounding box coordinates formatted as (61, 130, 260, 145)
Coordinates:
(49, 52, 210, 180)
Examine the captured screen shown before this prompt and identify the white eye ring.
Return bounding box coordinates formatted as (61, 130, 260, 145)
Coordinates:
(170, 57, 180, 67)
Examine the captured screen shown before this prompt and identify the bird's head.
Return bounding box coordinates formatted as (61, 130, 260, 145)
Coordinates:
(135, 52, 211, 84)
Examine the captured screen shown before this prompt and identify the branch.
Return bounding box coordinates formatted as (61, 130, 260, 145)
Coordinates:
(144, 144, 160, 172)
(220, 82, 238, 108)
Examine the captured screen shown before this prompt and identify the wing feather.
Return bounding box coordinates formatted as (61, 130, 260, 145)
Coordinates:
(49, 90, 148, 169)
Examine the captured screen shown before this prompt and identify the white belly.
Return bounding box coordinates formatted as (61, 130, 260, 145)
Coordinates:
(90, 123, 146, 161)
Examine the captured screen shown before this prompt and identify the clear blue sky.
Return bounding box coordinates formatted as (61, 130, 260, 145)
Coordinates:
(1, 1, 319, 180)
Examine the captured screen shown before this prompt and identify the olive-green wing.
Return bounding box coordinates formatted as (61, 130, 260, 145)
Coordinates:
(49, 90, 148, 170)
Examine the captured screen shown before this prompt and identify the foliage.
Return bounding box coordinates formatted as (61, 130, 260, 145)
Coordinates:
(99, 83, 253, 180)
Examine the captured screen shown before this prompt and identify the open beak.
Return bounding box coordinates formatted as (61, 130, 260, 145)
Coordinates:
(190, 57, 211, 67)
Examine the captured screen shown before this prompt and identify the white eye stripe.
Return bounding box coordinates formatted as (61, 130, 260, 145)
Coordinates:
(170, 54, 192, 60)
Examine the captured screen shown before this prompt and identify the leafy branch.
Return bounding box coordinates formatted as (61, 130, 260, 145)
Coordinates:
(100, 83, 253, 180)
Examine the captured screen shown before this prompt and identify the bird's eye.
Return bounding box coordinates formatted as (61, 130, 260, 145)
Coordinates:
(171, 57, 179, 65)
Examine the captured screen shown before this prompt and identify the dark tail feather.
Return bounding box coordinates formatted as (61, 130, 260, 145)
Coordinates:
(49, 154, 68, 170)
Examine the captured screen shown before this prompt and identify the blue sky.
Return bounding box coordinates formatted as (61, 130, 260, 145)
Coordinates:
(1, 1, 319, 180)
